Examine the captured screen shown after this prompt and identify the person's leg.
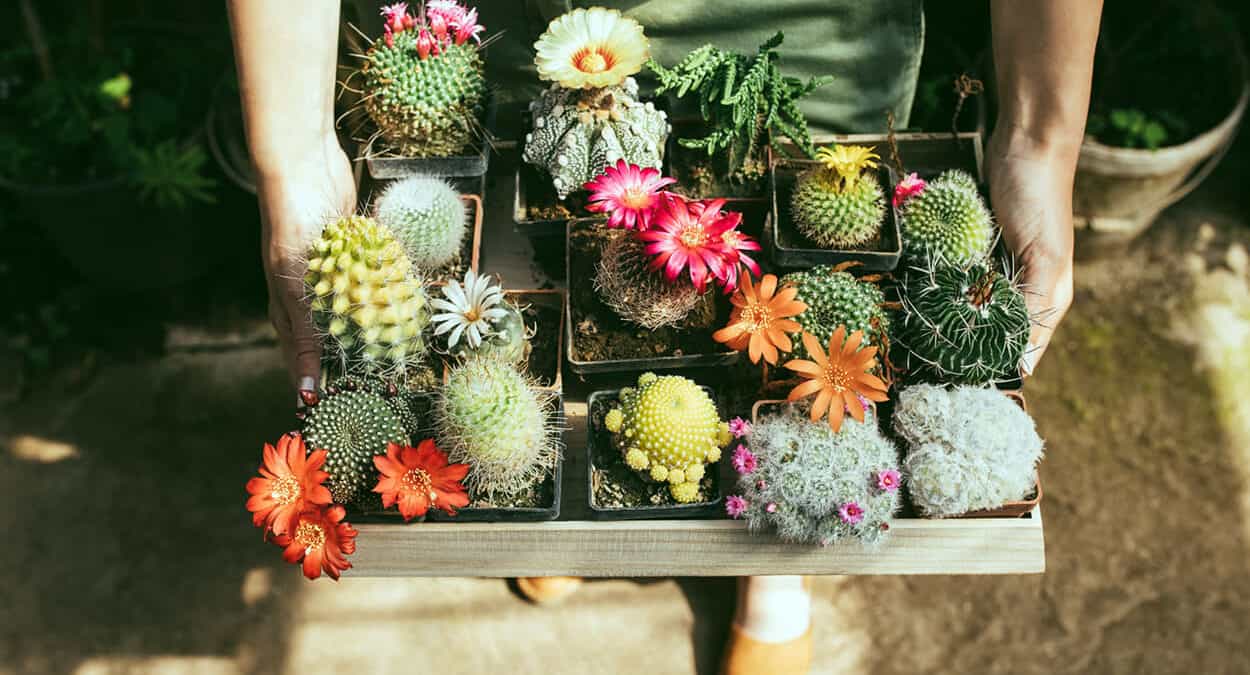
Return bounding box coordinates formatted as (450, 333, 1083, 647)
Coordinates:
(721, 576, 813, 675)
(514, 576, 583, 604)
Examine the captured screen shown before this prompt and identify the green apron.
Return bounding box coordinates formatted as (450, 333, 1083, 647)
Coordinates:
(483, 0, 925, 133)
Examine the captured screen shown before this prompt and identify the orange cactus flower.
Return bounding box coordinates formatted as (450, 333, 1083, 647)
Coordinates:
(783, 327, 890, 432)
(246, 432, 332, 537)
(712, 274, 807, 365)
(274, 505, 358, 581)
(373, 439, 471, 521)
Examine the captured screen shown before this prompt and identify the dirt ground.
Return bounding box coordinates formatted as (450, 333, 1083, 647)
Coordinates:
(3, 158, 1250, 674)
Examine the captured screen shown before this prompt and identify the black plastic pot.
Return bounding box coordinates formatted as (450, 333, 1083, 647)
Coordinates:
(512, 162, 601, 238)
(564, 220, 742, 376)
(766, 159, 903, 272)
(365, 92, 497, 181)
(585, 388, 725, 520)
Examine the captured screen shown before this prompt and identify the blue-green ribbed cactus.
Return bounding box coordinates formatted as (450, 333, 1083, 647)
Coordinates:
(373, 175, 467, 269)
(522, 78, 669, 199)
(898, 170, 994, 265)
(893, 384, 1044, 517)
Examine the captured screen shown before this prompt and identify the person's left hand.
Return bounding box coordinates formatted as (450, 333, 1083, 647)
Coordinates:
(986, 130, 1077, 376)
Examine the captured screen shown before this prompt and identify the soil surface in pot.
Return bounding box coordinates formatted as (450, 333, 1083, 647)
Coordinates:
(667, 135, 768, 200)
(462, 468, 556, 510)
(521, 163, 592, 221)
(569, 225, 726, 362)
(423, 229, 476, 283)
(588, 393, 719, 508)
(519, 300, 560, 388)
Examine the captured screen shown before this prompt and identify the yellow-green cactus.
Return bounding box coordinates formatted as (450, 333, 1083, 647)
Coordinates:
(605, 372, 729, 503)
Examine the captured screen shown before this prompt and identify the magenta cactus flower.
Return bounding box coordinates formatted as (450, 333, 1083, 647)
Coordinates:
(765, 502, 778, 513)
(725, 495, 748, 519)
(727, 417, 752, 439)
(838, 502, 865, 524)
(583, 160, 676, 231)
(731, 445, 757, 475)
(636, 195, 739, 293)
(875, 469, 901, 492)
(892, 172, 927, 207)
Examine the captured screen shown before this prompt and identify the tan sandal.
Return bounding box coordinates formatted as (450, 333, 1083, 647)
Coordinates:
(720, 625, 812, 675)
(514, 576, 583, 604)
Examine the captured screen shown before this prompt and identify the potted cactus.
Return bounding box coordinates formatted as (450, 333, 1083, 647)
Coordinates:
(371, 174, 483, 281)
(648, 33, 830, 201)
(347, 2, 495, 181)
(767, 144, 903, 271)
(587, 373, 731, 519)
(514, 7, 670, 237)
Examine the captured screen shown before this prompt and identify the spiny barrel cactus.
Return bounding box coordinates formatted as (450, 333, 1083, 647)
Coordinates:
(894, 384, 1043, 517)
(898, 169, 994, 265)
(302, 386, 410, 504)
(373, 175, 467, 269)
(305, 215, 430, 378)
(523, 79, 669, 200)
(896, 257, 1030, 385)
(603, 373, 731, 503)
(470, 300, 530, 364)
(434, 359, 560, 500)
(791, 145, 887, 249)
(593, 232, 712, 330)
(781, 265, 890, 361)
(360, 2, 487, 157)
(733, 405, 900, 546)
(326, 374, 426, 440)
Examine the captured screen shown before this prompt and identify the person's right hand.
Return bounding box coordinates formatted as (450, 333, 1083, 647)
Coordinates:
(256, 134, 356, 398)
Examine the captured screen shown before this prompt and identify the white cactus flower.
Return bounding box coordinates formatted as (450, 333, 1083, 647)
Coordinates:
(431, 270, 509, 349)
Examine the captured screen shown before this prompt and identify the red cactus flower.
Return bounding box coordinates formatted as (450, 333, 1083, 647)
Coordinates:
(893, 172, 927, 207)
(636, 195, 741, 293)
(246, 432, 332, 537)
(373, 440, 470, 521)
(416, 28, 435, 58)
(430, 11, 449, 43)
(273, 505, 358, 581)
(453, 8, 484, 44)
(712, 224, 761, 294)
(584, 160, 676, 231)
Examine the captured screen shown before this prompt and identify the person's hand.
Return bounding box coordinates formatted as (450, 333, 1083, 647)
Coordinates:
(256, 134, 356, 396)
(986, 129, 1077, 377)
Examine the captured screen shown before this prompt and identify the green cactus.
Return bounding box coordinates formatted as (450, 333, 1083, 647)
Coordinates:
(593, 232, 713, 330)
(736, 405, 900, 546)
(895, 257, 1031, 385)
(302, 386, 410, 504)
(522, 78, 669, 200)
(434, 359, 561, 500)
(791, 170, 886, 249)
(361, 31, 486, 157)
(469, 300, 530, 364)
(603, 373, 731, 503)
(893, 384, 1044, 517)
(304, 215, 430, 379)
(781, 265, 890, 361)
(373, 175, 467, 270)
(898, 170, 994, 265)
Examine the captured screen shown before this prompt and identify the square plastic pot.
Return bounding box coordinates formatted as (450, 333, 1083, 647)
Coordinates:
(365, 93, 497, 180)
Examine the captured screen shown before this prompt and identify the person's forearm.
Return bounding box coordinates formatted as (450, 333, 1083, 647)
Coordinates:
(227, 0, 342, 180)
(990, 0, 1103, 165)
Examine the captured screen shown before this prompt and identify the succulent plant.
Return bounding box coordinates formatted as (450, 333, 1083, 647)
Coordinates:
(358, 2, 487, 157)
(603, 372, 731, 503)
(895, 257, 1031, 385)
(302, 386, 410, 504)
(373, 175, 467, 269)
(434, 358, 561, 500)
(593, 232, 712, 330)
(523, 78, 669, 200)
(305, 215, 430, 378)
(781, 265, 890, 361)
(732, 405, 901, 546)
(898, 169, 994, 265)
(893, 384, 1044, 517)
(791, 145, 887, 249)
(326, 374, 427, 440)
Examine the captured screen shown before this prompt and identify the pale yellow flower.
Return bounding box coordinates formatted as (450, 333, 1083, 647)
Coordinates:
(533, 7, 649, 89)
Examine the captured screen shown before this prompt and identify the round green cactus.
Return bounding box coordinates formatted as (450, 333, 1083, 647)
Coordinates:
(898, 169, 994, 265)
(303, 387, 410, 504)
(522, 78, 669, 199)
(896, 257, 1031, 385)
(362, 33, 486, 157)
(468, 301, 530, 364)
(791, 168, 886, 249)
(781, 265, 890, 361)
(894, 384, 1044, 517)
(305, 215, 430, 378)
(434, 359, 560, 500)
(604, 372, 731, 503)
(373, 175, 467, 269)
(593, 233, 711, 330)
(737, 406, 900, 546)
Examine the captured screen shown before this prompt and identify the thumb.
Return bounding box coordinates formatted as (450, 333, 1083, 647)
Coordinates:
(1017, 255, 1074, 377)
(287, 291, 322, 399)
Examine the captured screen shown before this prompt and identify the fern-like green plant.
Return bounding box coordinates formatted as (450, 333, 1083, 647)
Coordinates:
(647, 33, 831, 178)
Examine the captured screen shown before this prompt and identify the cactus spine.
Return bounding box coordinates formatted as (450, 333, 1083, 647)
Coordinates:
(302, 386, 410, 504)
(373, 175, 467, 270)
(898, 169, 994, 265)
(790, 145, 887, 249)
(593, 232, 712, 330)
(781, 265, 890, 361)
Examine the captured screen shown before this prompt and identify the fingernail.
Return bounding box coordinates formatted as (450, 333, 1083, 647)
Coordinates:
(296, 376, 318, 408)
(299, 389, 320, 408)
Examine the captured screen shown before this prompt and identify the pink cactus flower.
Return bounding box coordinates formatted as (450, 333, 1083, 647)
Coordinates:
(583, 160, 676, 231)
(838, 502, 865, 525)
(429, 12, 449, 43)
(756, 480, 767, 490)
(876, 469, 901, 493)
(731, 445, 757, 475)
(714, 226, 762, 295)
(727, 417, 752, 439)
(765, 502, 778, 514)
(636, 195, 741, 293)
(416, 29, 435, 59)
(426, 0, 469, 26)
(892, 172, 927, 207)
(725, 495, 748, 519)
(453, 8, 485, 44)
